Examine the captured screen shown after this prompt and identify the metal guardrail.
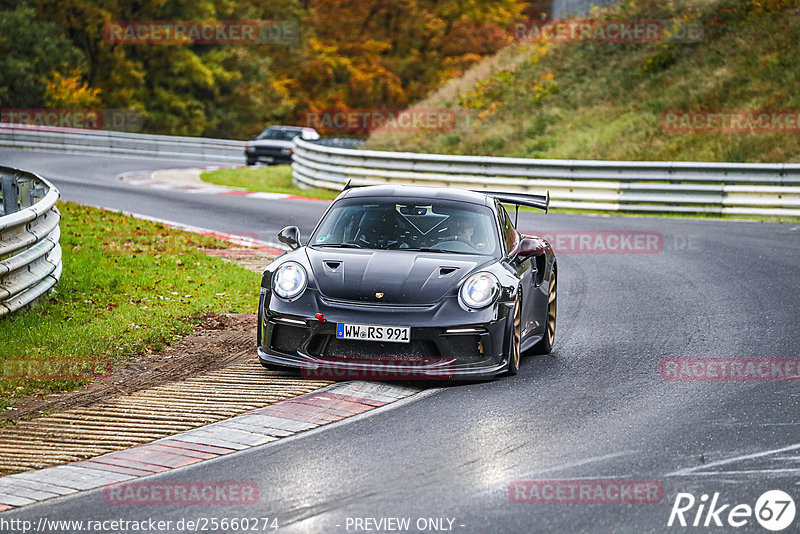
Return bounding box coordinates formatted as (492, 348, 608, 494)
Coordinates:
(0, 167, 62, 317)
(3, 123, 797, 216)
(291, 138, 800, 217)
(314, 138, 366, 150)
(0, 123, 244, 163)
(0, 123, 364, 163)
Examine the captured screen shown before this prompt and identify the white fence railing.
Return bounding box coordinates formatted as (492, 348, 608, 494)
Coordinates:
(0, 123, 244, 163)
(0, 123, 365, 163)
(3, 123, 798, 217)
(0, 167, 62, 317)
(291, 138, 800, 217)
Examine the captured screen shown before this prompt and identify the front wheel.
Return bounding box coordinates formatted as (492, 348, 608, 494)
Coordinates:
(531, 267, 557, 355)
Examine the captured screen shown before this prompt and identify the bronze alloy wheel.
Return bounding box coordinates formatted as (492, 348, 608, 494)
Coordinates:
(546, 270, 557, 348)
(531, 267, 557, 355)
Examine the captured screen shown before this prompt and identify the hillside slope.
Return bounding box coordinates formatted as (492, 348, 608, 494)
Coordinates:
(366, 0, 800, 163)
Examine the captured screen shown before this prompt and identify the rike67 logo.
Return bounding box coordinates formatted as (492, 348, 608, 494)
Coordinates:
(668, 490, 796, 531)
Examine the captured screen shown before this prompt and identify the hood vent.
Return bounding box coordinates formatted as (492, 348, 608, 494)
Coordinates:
(439, 266, 458, 277)
(324, 260, 342, 272)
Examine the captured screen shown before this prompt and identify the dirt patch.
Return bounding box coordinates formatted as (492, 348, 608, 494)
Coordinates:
(2, 313, 263, 423)
(202, 247, 275, 274)
(2, 247, 277, 423)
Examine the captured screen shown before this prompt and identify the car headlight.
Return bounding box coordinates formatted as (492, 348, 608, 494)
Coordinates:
(272, 262, 307, 300)
(459, 272, 499, 309)
(281, 147, 293, 154)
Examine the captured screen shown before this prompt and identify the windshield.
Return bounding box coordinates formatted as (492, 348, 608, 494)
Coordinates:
(256, 128, 300, 141)
(310, 198, 500, 256)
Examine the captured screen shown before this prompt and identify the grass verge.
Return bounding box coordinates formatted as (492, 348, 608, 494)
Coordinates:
(201, 165, 338, 200)
(0, 202, 261, 410)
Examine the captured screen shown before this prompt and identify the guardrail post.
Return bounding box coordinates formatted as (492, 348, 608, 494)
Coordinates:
(1, 174, 20, 215)
(18, 176, 35, 209)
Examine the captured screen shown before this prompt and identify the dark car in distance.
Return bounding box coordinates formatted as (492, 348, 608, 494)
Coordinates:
(257, 184, 557, 380)
(244, 125, 320, 165)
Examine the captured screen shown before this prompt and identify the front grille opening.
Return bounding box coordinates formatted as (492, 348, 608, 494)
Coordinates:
(307, 334, 327, 357)
(322, 337, 439, 361)
(271, 323, 307, 354)
(441, 334, 484, 361)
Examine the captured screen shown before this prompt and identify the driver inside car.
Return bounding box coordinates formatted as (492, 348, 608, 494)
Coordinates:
(447, 216, 487, 250)
(452, 217, 475, 243)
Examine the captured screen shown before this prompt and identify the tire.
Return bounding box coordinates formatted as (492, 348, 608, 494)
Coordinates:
(504, 294, 522, 376)
(246, 158, 256, 166)
(531, 267, 557, 355)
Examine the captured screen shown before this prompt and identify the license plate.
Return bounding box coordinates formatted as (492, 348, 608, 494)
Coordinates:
(258, 156, 274, 162)
(336, 323, 410, 343)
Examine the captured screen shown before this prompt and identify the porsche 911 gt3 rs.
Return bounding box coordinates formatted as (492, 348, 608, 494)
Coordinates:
(257, 184, 557, 379)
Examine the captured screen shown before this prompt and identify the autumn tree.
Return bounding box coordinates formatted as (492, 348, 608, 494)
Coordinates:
(0, 2, 87, 108)
(3, 0, 528, 137)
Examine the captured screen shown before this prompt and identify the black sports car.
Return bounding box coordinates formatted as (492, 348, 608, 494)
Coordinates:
(257, 184, 557, 380)
(244, 125, 320, 165)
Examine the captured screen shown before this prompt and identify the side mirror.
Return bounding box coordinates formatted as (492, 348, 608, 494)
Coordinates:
(518, 236, 547, 257)
(277, 226, 301, 250)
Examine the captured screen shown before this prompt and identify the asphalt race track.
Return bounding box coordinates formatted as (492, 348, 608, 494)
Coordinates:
(0, 149, 328, 243)
(2, 148, 800, 533)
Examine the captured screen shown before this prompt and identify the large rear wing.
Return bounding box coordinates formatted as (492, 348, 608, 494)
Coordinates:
(479, 190, 550, 213)
(341, 181, 550, 213)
